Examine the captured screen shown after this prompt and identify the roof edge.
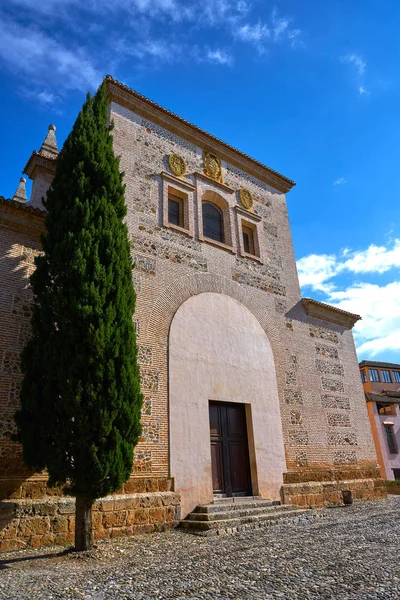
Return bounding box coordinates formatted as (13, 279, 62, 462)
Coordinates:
(302, 297, 361, 329)
(105, 75, 296, 194)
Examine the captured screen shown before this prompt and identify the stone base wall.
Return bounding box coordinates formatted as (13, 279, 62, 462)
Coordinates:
(0, 492, 181, 552)
(0, 476, 173, 501)
(282, 478, 386, 508)
(385, 480, 400, 495)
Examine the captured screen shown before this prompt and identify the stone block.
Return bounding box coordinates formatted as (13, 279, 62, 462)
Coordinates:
(110, 527, 131, 538)
(134, 508, 149, 524)
(149, 508, 165, 523)
(92, 512, 103, 529)
(50, 516, 68, 533)
(94, 498, 114, 512)
(165, 506, 177, 522)
(20, 481, 46, 499)
(18, 517, 49, 537)
(0, 538, 27, 552)
(30, 534, 55, 548)
(103, 511, 127, 529)
(124, 479, 146, 494)
(57, 499, 75, 515)
(0, 502, 16, 519)
(93, 528, 108, 541)
(145, 478, 159, 493)
(54, 532, 74, 546)
(158, 478, 171, 492)
(0, 520, 18, 539)
(114, 496, 141, 511)
(33, 501, 58, 516)
(139, 494, 163, 508)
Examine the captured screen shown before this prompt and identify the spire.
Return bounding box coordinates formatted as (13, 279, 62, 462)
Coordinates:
(39, 124, 58, 158)
(12, 177, 27, 204)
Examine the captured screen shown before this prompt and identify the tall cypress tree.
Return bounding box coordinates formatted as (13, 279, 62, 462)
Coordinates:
(14, 81, 142, 551)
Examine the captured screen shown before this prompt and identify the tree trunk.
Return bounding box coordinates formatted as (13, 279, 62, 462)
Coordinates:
(75, 495, 93, 551)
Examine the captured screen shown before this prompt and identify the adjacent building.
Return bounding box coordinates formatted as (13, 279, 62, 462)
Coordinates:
(0, 76, 386, 550)
(360, 360, 400, 480)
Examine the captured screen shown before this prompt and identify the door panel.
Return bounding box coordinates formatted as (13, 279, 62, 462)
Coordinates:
(229, 441, 251, 493)
(209, 402, 251, 497)
(210, 442, 224, 493)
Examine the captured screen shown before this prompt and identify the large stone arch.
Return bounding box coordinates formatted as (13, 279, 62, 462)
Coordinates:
(144, 271, 283, 347)
(168, 291, 286, 516)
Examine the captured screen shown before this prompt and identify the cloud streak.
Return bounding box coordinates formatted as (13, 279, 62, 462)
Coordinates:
(0, 2, 303, 100)
(297, 239, 400, 357)
(0, 18, 101, 92)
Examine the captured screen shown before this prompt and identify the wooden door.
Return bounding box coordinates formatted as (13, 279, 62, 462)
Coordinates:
(209, 402, 252, 497)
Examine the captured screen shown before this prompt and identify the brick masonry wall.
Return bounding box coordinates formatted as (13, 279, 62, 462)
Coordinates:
(110, 100, 379, 481)
(0, 95, 383, 528)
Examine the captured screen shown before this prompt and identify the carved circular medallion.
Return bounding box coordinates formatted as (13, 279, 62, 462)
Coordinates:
(203, 151, 222, 181)
(169, 153, 187, 177)
(239, 188, 253, 210)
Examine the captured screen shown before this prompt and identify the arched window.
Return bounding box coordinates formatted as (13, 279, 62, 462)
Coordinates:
(202, 202, 224, 243)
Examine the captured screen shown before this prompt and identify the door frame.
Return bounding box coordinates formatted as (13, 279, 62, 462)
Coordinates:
(209, 400, 253, 497)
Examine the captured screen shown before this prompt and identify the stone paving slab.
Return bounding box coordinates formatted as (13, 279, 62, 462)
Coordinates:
(1, 497, 400, 599)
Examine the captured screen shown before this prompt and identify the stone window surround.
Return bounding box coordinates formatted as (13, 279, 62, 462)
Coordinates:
(234, 205, 263, 263)
(161, 171, 195, 238)
(197, 187, 235, 254)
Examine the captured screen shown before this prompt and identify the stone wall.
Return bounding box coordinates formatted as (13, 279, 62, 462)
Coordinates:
(0, 82, 384, 551)
(0, 491, 180, 552)
(109, 96, 378, 485)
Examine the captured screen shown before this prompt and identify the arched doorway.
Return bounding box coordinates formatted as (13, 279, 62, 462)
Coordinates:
(169, 292, 286, 516)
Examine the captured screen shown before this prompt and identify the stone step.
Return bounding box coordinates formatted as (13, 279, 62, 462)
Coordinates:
(211, 496, 262, 504)
(181, 508, 308, 536)
(194, 499, 280, 514)
(188, 503, 296, 521)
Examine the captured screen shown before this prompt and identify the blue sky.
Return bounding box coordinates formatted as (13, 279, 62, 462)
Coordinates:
(1, 0, 399, 363)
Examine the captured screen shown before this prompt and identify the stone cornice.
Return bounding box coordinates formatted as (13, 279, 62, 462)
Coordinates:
(234, 205, 262, 222)
(160, 171, 195, 190)
(0, 196, 46, 234)
(302, 298, 361, 329)
(106, 76, 296, 194)
(24, 152, 57, 180)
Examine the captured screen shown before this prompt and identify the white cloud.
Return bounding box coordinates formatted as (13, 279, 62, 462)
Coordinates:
(333, 177, 346, 186)
(341, 240, 400, 274)
(121, 39, 182, 62)
(1, 1, 303, 99)
(359, 86, 368, 95)
(0, 18, 101, 92)
(206, 49, 233, 66)
(343, 53, 366, 76)
(297, 253, 337, 293)
(234, 8, 301, 51)
(328, 282, 400, 358)
(37, 90, 59, 104)
(297, 239, 400, 358)
(236, 22, 270, 43)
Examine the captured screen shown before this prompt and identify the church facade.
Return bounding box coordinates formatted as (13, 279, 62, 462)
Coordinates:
(0, 76, 385, 550)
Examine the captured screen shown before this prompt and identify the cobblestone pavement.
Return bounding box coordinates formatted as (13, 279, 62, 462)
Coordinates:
(1, 496, 400, 600)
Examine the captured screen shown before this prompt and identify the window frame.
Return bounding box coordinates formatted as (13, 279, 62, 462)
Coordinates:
(235, 206, 262, 262)
(393, 371, 400, 384)
(383, 423, 398, 454)
(202, 201, 224, 244)
(168, 193, 184, 228)
(369, 368, 380, 382)
(360, 370, 367, 383)
(381, 369, 392, 384)
(161, 172, 194, 237)
(198, 189, 235, 253)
